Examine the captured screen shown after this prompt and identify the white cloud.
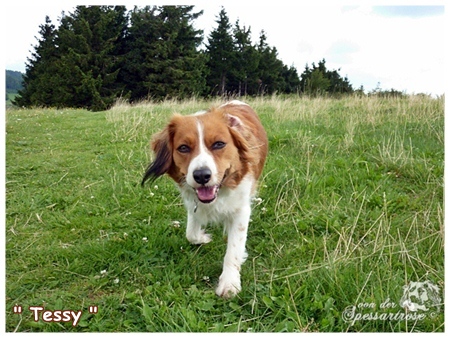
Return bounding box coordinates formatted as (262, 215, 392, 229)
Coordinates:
(341, 7, 444, 93)
(4, 4, 67, 71)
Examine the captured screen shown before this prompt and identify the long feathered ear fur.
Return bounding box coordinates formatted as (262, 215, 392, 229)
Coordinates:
(227, 114, 255, 164)
(141, 128, 173, 186)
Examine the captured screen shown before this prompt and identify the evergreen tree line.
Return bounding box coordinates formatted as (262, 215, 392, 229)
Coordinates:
(15, 5, 354, 111)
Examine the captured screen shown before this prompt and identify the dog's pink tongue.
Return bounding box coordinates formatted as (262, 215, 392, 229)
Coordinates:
(196, 186, 217, 203)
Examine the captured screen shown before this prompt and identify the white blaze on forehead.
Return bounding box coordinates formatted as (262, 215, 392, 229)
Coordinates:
(197, 121, 206, 155)
(186, 120, 218, 187)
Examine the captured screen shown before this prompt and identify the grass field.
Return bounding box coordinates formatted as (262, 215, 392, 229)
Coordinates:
(5, 95, 444, 332)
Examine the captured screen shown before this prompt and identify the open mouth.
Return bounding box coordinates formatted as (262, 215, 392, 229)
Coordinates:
(193, 168, 230, 204)
(196, 185, 219, 204)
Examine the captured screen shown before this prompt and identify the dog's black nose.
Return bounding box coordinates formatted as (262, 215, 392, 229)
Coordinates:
(193, 168, 212, 185)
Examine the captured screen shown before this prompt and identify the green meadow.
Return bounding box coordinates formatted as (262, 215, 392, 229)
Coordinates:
(5, 95, 444, 332)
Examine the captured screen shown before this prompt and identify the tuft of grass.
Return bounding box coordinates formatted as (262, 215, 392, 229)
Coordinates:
(6, 95, 444, 332)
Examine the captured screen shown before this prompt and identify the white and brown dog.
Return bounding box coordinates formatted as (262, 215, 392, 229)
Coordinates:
(142, 100, 268, 297)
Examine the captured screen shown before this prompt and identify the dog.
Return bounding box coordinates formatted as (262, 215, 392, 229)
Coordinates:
(141, 100, 268, 297)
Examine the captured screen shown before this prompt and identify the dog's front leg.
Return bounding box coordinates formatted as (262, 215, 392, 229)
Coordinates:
(185, 209, 212, 245)
(216, 205, 251, 298)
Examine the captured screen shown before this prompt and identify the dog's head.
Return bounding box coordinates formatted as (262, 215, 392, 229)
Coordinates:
(142, 107, 253, 204)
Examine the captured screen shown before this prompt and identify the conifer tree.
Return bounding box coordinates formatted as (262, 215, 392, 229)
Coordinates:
(281, 65, 301, 94)
(14, 16, 59, 107)
(15, 6, 128, 110)
(54, 6, 128, 110)
(122, 6, 206, 101)
(256, 31, 285, 95)
(233, 20, 259, 96)
(146, 6, 206, 99)
(205, 8, 236, 96)
(120, 6, 159, 100)
(299, 59, 353, 95)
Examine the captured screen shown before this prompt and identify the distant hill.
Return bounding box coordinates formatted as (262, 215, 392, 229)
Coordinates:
(6, 70, 23, 106)
(6, 70, 23, 91)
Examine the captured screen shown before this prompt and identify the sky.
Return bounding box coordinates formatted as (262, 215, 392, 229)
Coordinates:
(2, 0, 446, 95)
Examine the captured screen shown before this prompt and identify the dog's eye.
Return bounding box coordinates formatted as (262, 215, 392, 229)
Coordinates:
(212, 141, 226, 150)
(177, 145, 191, 153)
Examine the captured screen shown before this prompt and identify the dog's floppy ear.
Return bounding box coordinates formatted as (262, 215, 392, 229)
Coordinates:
(227, 114, 255, 163)
(227, 114, 248, 149)
(141, 125, 174, 186)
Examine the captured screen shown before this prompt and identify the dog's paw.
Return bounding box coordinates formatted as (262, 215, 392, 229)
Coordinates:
(216, 270, 241, 298)
(186, 231, 212, 245)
